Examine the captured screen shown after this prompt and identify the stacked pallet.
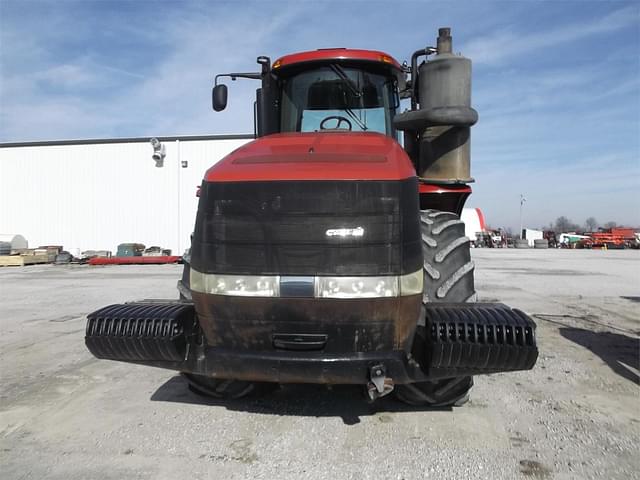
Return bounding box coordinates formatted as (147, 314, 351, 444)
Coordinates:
(0, 251, 51, 266)
(0, 236, 61, 266)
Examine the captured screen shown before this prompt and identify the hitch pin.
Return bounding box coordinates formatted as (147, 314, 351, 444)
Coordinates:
(367, 364, 394, 400)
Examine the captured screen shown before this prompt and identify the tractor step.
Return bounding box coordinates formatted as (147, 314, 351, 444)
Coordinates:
(422, 303, 538, 378)
(85, 302, 194, 362)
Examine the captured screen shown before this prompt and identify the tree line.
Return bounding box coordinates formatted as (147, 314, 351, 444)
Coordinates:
(548, 216, 620, 234)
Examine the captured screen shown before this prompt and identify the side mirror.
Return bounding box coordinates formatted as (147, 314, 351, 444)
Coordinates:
(212, 84, 228, 112)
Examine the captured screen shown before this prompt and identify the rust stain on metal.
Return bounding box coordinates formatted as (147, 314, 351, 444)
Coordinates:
(192, 292, 421, 352)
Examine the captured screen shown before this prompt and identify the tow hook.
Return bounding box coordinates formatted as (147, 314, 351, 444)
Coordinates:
(367, 364, 394, 401)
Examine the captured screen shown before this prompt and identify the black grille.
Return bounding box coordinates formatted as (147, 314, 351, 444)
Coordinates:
(191, 178, 421, 276)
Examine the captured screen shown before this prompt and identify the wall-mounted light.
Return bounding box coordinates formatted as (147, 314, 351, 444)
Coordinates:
(150, 137, 166, 167)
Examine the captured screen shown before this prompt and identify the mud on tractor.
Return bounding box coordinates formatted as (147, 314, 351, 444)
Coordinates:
(85, 28, 538, 406)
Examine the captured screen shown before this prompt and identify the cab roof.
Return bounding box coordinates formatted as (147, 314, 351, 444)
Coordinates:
(273, 48, 403, 71)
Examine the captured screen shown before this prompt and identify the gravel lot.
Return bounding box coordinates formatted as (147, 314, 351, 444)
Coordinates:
(1, 249, 638, 479)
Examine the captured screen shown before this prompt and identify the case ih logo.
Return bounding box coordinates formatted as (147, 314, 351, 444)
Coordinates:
(325, 227, 365, 238)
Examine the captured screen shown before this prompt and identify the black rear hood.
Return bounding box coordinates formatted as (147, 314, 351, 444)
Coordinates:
(190, 178, 421, 276)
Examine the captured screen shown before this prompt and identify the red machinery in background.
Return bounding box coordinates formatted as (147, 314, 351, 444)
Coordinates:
(586, 228, 637, 249)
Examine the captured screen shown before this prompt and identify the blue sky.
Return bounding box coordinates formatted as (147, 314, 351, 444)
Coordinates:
(1, 0, 639, 230)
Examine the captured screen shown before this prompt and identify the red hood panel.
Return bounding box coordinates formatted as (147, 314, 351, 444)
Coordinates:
(205, 132, 416, 182)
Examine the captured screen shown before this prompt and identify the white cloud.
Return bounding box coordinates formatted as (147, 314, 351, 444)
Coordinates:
(463, 5, 639, 65)
(37, 64, 98, 88)
(0, 4, 307, 140)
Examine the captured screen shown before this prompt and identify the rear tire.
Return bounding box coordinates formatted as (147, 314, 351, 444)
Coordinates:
(418, 210, 475, 304)
(534, 239, 549, 249)
(183, 373, 277, 400)
(395, 376, 473, 407)
(395, 209, 475, 407)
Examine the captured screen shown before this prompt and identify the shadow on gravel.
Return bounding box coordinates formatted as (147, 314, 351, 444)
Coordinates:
(559, 327, 640, 385)
(151, 376, 454, 425)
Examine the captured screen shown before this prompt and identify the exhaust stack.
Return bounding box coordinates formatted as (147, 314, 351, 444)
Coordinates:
(395, 27, 478, 183)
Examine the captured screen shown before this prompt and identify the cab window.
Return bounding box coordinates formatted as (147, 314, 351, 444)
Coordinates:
(280, 65, 397, 136)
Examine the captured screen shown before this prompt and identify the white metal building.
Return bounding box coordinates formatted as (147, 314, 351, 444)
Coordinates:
(0, 135, 252, 256)
(461, 207, 486, 241)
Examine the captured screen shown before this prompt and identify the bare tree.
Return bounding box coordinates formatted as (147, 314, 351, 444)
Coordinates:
(555, 216, 574, 233)
(604, 221, 617, 229)
(584, 217, 598, 232)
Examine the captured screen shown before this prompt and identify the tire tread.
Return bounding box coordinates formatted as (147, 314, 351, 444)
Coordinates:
(395, 209, 476, 408)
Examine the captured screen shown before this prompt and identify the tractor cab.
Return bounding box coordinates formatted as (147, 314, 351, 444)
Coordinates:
(212, 49, 405, 139)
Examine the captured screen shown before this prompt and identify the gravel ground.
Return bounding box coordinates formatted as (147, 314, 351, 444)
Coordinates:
(0, 249, 638, 479)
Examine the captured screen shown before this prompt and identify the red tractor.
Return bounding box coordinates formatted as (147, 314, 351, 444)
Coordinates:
(85, 28, 537, 406)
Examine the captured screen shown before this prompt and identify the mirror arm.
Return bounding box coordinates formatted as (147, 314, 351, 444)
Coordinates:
(215, 72, 262, 86)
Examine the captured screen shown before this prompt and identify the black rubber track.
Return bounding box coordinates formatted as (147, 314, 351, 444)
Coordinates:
(395, 209, 475, 407)
(182, 373, 278, 400)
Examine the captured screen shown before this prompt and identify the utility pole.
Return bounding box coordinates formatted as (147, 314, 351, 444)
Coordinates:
(519, 194, 526, 239)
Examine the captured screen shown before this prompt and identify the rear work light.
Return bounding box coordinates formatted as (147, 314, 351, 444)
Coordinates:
(190, 272, 280, 297)
(190, 269, 423, 298)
